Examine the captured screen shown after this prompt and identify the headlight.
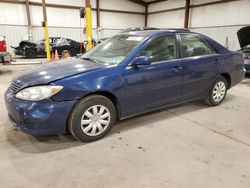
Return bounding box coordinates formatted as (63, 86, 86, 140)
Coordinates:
(15, 85, 63, 101)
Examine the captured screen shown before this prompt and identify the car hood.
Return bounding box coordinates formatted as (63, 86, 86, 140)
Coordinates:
(10, 40, 36, 49)
(19, 40, 37, 48)
(13, 58, 105, 88)
(237, 26, 250, 49)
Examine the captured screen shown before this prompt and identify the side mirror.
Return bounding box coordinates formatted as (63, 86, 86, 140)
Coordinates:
(132, 56, 151, 67)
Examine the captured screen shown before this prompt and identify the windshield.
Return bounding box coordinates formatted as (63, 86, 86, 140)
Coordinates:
(82, 35, 145, 65)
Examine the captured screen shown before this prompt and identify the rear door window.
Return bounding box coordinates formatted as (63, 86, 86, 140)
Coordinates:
(180, 34, 217, 58)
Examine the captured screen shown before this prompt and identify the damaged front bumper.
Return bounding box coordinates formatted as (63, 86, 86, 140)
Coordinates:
(4, 87, 76, 135)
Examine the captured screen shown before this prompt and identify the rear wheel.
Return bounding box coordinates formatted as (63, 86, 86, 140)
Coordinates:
(68, 95, 116, 142)
(25, 49, 36, 58)
(204, 76, 228, 106)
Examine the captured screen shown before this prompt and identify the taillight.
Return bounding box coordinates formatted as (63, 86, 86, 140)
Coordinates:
(0, 40, 7, 52)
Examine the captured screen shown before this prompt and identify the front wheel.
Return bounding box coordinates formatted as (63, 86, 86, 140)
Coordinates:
(204, 76, 228, 106)
(68, 95, 116, 142)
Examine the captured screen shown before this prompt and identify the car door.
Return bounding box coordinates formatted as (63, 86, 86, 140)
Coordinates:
(178, 33, 223, 100)
(123, 34, 183, 116)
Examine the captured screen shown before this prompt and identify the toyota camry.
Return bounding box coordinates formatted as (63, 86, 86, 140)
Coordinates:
(5, 29, 245, 142)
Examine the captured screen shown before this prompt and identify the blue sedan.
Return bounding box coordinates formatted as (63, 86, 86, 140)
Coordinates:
(5, 29, 245, 142)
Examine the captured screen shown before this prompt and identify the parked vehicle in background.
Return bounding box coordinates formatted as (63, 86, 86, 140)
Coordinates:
(237, 26, 250, 74)
(0, 52, 12, 64)
(0, 35, 7, 52)
(11, 37, 85, 58)
(241, 46, 250, 75)
(5, 29, 245, 142)
(0, 35, 12, 64)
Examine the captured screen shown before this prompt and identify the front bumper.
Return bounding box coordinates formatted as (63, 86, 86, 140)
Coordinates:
(14, 48, 25, 56)
(4, 88, 76, 135)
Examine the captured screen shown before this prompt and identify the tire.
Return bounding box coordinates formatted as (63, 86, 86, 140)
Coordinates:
(68, 48, 78, 57)
(25, 49, 36, 58)
(68, 95, 116, 142)
(204, 76, 228, 106)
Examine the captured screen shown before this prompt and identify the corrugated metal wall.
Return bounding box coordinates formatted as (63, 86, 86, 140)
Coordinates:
(190, 0, 250, 50)
(148, 0, 250, 50)
(1, 0, 247, 53)
(148, 0, 185, 28)
(0, 0, 144, 54)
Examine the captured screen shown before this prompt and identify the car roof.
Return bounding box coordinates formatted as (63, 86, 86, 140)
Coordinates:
(120, 28, 191, 36)
(121, 27, 160, 32)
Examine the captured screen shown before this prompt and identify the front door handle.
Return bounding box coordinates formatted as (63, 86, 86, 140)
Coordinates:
(213, 58, 222, 64)
(172, 66, 183, 73)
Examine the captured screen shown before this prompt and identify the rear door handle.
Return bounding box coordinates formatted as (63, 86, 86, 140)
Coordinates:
(172, 66, 183, 73)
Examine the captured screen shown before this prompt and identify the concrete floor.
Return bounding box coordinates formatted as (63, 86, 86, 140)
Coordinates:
(0, 62, 250, 188)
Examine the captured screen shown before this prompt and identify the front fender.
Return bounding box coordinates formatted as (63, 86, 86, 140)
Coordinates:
(51, 66, 125, 102)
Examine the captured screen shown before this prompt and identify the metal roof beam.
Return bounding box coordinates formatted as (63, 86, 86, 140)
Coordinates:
(147, 0, 168, 5)
(127, 0, 146, 6)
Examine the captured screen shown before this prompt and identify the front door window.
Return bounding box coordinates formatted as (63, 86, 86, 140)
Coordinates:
(140, 35, 177, 63)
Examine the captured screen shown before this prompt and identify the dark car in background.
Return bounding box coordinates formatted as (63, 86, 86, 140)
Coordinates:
(237, 26, 250, 74)
(5, 29, 245, 142)
(11, 37, 85, 58)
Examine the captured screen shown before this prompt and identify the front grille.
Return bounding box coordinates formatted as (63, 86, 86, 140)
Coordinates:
(10, 82, 22, 94)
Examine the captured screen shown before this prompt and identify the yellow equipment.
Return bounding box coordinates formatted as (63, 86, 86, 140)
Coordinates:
(44, 21, 51, 61)
(85, 7, 93, 51)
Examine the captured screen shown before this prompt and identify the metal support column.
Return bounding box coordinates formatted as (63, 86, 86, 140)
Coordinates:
(96, 0, 100, 28)
(42, 0, 51, 61)
(25, 0, 33, 41)
(96, 0, 101, 42)
(184, 0, 191, 28)
(145, 4, 148, 27)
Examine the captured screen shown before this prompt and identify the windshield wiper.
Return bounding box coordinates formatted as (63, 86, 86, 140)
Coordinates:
(82, 57, 101, 64)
